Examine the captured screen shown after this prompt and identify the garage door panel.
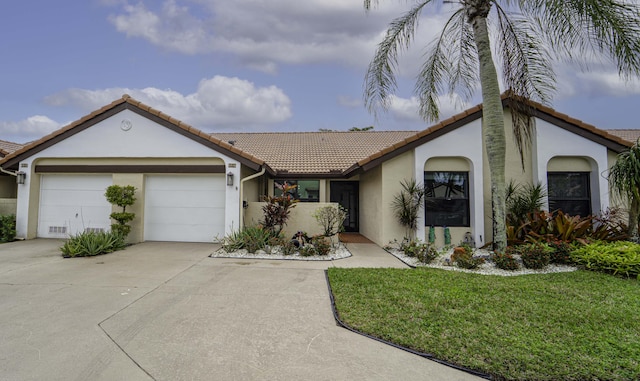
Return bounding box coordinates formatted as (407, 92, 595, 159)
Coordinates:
(38, 175, 112, 238)
(145, 191, 224, 208)
(40, 190, 109, 206)
(146, 207, 224, 222)
(144, 175, 225, 242)
(144, 223, 222, 242)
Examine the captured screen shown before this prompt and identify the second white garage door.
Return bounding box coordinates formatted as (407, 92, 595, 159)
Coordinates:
(144, 175, 225, 242)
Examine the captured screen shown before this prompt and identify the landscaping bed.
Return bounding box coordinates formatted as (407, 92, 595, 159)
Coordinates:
(386, 246, 577, 276)
(210, 242, 351, 260)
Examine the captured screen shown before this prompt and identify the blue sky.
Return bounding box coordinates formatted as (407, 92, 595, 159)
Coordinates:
(1, 0, 639, 143)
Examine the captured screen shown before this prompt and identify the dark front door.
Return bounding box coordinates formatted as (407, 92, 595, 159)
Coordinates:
(330, 181, 359, 232)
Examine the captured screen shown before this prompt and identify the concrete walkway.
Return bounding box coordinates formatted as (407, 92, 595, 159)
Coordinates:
(0, 240, 481, 381)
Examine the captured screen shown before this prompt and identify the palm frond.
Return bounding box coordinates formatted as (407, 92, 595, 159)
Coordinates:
(520, 0, 640, 78)
(364, 1, 434, 116)
(493, 4, 556, 167)
(609, 140, 640, 203)
(415, 9, 474, 121)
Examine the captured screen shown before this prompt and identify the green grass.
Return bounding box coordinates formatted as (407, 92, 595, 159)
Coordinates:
(327, 268, 640, 381)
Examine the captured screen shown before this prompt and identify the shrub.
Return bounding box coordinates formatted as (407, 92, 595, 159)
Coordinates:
(571, 241, 640, 278)
(105, 185, 137, 238)
(491, 250, 520, 270)
(0, 214, 16, 243)
(400, 240, 437, 263)
(514, 243, 552, 269)
(313, 205, 347, 238)
(404, 240, 426, 257)
(280, 240, 298, 256)
(300, 236, 332, 257)
(60, 231, 126, 258)
(419, 245, 438, 264)
(311, 236, 332, 256)
(451, 244, 484, 269)
(222, 226, 278, 253)
(547, 240, 575, 264)
(261, 183, 298, 236)
(506, 180, 546, 237)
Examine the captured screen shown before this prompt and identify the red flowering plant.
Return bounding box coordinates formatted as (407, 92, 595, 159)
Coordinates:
(261, 182, 298, 237)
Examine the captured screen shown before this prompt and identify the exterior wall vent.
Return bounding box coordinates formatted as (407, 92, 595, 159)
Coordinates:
(49, 226, 67, 234)
(84, 227, 105, 233)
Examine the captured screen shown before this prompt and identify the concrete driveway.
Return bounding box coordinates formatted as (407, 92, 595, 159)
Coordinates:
(0, 239, 480, 381)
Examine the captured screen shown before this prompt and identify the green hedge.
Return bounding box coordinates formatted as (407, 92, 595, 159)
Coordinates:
(0, 214, 16, 243)
(571, 241, 640, 278)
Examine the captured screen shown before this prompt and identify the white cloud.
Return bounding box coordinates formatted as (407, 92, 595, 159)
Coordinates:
(105, 0, 446, 73)
(387, 94, 470, 123)
(109, 1, 212, 55)
(574, 72, 640, 97)
(0, 115, 62, 144)
(44, 76, 292, 129)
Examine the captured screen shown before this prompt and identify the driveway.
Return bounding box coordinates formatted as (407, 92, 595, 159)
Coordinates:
(0, 240, 480, 381)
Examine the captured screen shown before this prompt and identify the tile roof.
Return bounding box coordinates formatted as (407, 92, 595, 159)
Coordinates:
(0, 95, 266, 170)
(0, 93, 631, 176)
(0, 140, 24, 157)
(606, 129, 640, 144)
(210, 131, 418, 175)
(354, 93, 632, 170)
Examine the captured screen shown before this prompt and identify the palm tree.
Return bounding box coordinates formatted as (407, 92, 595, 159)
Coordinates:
(391, 179, 426, 241)
(364, 0, 640, 252)
(608, 140, 640, 242)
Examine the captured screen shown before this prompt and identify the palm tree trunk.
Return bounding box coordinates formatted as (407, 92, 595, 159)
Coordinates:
(467, 2, 508, 252)
(629, 197, 640, 242)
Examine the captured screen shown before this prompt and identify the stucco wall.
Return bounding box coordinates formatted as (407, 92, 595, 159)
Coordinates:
(0, 176, 17, 198)
(547, 157, 591, 172)
(358, 166, 382, 245)
(240, 167, 262, 203)
(0, 198, 17, 216)
(244, 201, 338, 237)
(379, 151, 415, 246)
(607, 149, 626, 211)
(112, 174, 145, 244)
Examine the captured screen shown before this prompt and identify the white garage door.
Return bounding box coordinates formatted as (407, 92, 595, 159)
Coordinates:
(144, 175, 225, 242)
(38, 175, 113, 238)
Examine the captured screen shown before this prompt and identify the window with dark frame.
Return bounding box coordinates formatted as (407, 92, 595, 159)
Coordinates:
(273, 179, 320, 202)
(547, 172, 591, 217)
(424, 171, 470, 227)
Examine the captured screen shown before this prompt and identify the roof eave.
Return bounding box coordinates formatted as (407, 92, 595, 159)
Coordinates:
(0, 96, 266, 170)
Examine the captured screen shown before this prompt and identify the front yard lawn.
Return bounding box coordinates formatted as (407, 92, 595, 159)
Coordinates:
(327, 268, 639, 381)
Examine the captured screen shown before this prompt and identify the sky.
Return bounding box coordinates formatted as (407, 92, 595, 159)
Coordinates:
(1, 0, 639, 144)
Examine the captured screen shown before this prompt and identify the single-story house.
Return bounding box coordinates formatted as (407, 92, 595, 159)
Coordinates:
(0, 94, 632, 247)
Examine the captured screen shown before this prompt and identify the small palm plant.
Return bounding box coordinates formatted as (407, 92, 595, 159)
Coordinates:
(506, 180, 546, 229)
(608, 140, 640, 241)
(392, 179, 426, 241)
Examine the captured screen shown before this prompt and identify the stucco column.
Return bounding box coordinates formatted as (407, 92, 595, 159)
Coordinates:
(224, 160, 241, 237)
